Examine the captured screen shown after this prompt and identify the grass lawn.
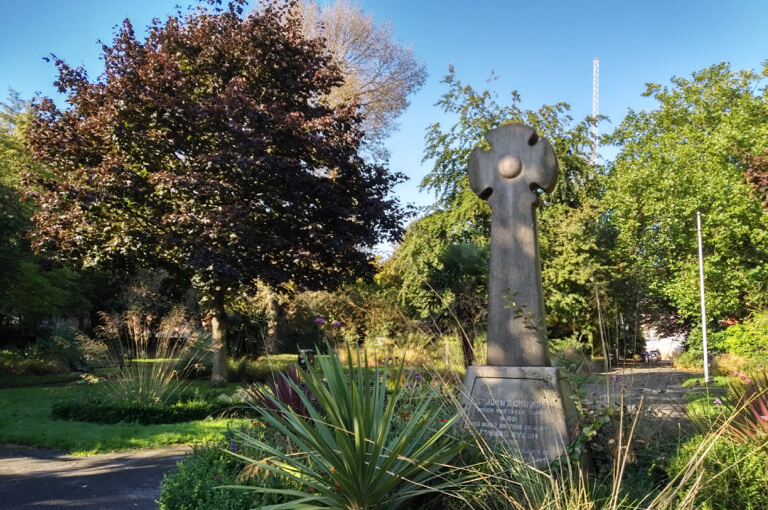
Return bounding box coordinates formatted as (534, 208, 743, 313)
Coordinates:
(682, 375, 729, 425)
(0, 351, 462, 455)
(0, 381, 251, 455)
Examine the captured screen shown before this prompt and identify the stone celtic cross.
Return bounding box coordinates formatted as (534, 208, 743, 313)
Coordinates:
(469, 124, 559, 367)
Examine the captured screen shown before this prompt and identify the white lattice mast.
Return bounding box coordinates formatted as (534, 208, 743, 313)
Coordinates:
(591, 58, 599, 165)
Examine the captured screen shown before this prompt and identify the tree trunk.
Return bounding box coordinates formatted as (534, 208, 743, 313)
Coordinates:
(265, 290, 282, 355)
(209, 290, 228, 387)
(185, 287, 199, 320)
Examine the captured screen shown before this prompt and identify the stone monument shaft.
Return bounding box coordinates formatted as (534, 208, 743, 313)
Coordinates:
(468, 124, 559, 367)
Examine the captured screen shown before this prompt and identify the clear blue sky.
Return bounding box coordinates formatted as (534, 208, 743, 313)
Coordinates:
(2, 0, 767, 211)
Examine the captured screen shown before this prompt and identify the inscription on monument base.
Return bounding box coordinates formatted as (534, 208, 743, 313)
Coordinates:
(461, 366, 577, 464)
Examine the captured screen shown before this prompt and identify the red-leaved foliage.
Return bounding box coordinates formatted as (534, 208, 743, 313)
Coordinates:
(722, 369, 768, 441)
(742, 148, 768, 208)
(245, 364, 311, 417)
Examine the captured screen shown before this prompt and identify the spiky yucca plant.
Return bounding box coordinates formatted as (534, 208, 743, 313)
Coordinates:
(229, 345, 466, 509)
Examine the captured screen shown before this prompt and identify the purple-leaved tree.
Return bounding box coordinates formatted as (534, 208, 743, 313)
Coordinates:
(24, 0, 404, 386)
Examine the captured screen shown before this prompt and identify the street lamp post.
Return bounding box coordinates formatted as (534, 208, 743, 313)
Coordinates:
(697, 211, 710, 382)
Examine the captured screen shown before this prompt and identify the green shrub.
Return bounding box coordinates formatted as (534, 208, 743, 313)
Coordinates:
(685, 325, 730, 354)
(158, 441, 256, 510)
(159, 427, 301, 510)
(226, 357, 252, 383)
(0, 325, 96, 375)
(724, 321, 768, 357)
(227, 355, 294, 384)
(26, 324, 92, 370)
(689, 313, 768, 358)
(0, 349, 67, 375)
(51, 397, 236, 425)
(0, 372, 81, 388)
(674, 350, 705, 369)
(669, 434, 768, 510)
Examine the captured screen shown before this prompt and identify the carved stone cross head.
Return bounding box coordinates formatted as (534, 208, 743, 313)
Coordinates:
(469, 123, 559, 204)
(468, 123, 559, 367)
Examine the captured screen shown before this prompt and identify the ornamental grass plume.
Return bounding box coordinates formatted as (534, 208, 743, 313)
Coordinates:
(93, 307, 208, 405)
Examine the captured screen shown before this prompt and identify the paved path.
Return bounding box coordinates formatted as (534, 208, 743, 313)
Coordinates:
(0, 445, 190, 509)
(582, 363, 714, 427)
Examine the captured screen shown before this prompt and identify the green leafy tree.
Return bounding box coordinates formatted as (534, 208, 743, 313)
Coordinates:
(389, 67, 604, 344)
(383, 201, 487, 316)
(742, 147, 768, 207)
(424, 242, 488, 368)
(0, 93, 94, 338)
(604, 62, 768, 325)
(24, 1, 404, 385)
(539, 200, 606, 342)
(0, 92, 35, 321)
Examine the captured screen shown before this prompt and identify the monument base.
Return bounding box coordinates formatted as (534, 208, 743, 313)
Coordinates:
(461, 366, 579, 465)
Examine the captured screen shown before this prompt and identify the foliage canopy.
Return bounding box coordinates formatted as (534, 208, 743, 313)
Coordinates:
(24, 1, 404, 382)
(605, 62, 768, 323)
(387, 67, 604, 345)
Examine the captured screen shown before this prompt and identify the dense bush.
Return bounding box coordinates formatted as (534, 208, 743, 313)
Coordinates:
(51, 397, 236, 425)
(275, 286, 421, 352)
(723, 320, 768, 357)
(226, 356, 294, 384)
(674, 350, 706, 369)
(158, 441, 257, 510)
(159, 427, 301, 510)
(0, 348, 68, 375)
(685, 325, 729, 353)
(0, 325, 99, 375)
(668, 434, 768, 510)
(24, 326, 84, 370)
(687, 314, 768, 358)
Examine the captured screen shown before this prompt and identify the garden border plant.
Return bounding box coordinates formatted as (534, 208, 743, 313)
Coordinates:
(50, 395, 235, 425)
(225, 344, 468, 509)
(89, 307, 210, 406)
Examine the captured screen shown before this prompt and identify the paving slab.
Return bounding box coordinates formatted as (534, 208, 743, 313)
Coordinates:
(0, 445, 190, 509)
(580, 364, 722, 428)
